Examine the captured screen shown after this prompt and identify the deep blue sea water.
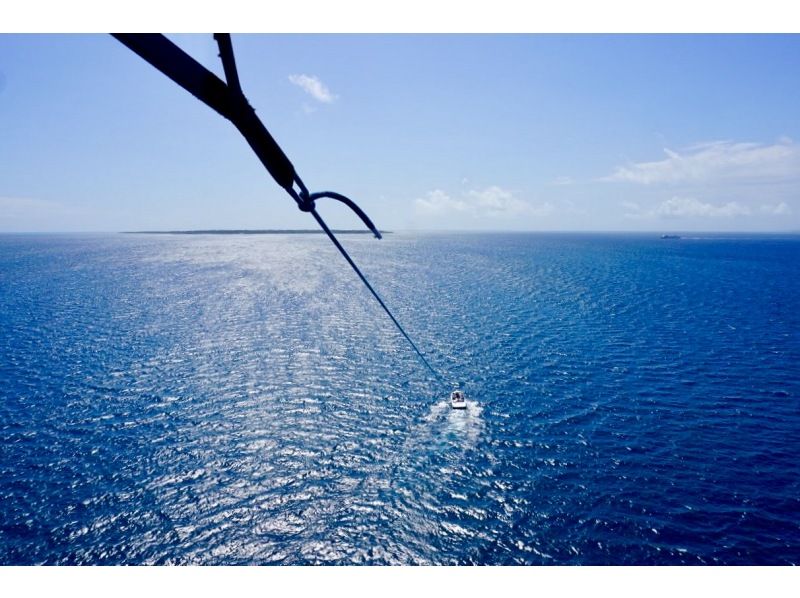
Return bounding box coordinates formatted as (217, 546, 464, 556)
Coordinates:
(1, 232, 798, 565)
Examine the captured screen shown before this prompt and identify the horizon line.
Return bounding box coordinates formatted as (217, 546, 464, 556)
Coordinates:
(2, 229, 800, 236)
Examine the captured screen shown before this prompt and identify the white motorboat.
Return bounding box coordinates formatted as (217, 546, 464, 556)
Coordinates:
(450, 390, 467, 409)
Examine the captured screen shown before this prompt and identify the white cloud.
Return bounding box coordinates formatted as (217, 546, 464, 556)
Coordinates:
(604, 139, 800, 185)
(623, 196, 795, 220)
(414, 186, 553, 220)
(467, 186, 540, 216)
(288, 74, 337, 103)
(760, 202, 792, 215)
(0, 196, 65, 218)
(414, 189, 470, 215)
(654, 196, 750, 218)
(550, 176, 574, 186)
(0, 196, 95, 232)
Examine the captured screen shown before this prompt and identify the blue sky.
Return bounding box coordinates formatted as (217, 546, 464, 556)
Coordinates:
(1, 34, 799, 232)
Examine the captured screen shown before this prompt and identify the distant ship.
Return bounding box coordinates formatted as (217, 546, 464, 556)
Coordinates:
(661, 234, 681, 239)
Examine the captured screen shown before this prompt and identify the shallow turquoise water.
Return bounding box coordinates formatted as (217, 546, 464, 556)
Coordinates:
(1, 232, 798, 564)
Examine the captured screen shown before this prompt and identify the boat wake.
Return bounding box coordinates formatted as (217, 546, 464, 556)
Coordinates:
(358, 396, 485, 497)
(410, 399, 484, 453)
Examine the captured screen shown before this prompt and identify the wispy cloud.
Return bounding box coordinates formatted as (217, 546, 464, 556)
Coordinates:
(623, 196, 792, 220)
(414, 186, 553, 219)
(0, 196, 91, 232)
(760, 202, 792, 215)
(0, 196, 65, 218)
(604, 139, 800, 185)
(467, 186, 545, 217)
(288, 74, 337, 104)
(654, 196, 750, 218)
(415, 189, 469, 215)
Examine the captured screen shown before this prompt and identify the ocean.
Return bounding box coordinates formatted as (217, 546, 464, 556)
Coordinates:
(1, 232, 798, 564)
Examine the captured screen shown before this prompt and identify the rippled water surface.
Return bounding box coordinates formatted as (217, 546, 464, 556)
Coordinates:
(1, 232, 799, 564)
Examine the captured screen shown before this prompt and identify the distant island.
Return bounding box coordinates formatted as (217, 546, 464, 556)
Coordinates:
(660, 234, 681, 239)
(123, 229, 390, 235)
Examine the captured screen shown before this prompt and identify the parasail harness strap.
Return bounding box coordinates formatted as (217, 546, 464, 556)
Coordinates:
(111, 33, 441, 382)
